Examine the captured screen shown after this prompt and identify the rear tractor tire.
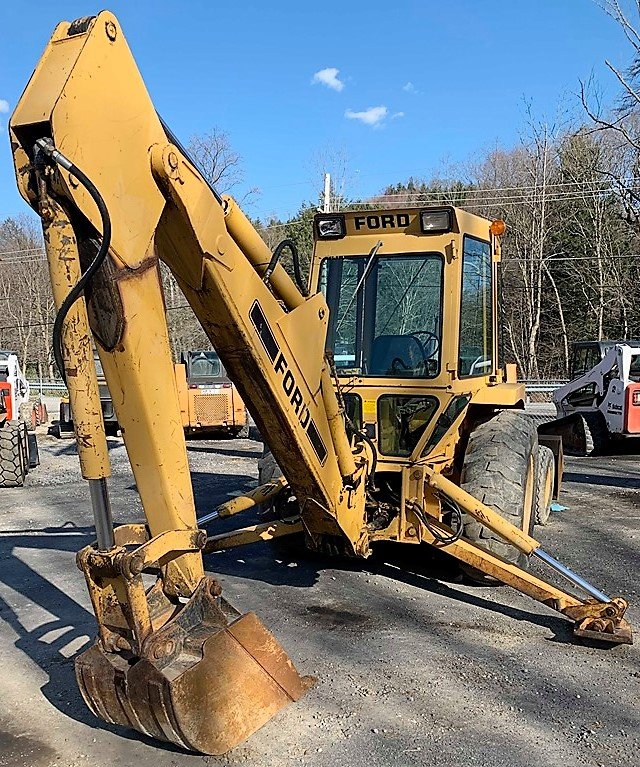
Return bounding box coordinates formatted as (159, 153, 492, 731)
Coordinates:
(460, 410, 538, 583)
(534, 446, 555, 526)
(0, 423, 26, 488)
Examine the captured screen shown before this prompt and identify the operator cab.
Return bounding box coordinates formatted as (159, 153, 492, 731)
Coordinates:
(570, 340, 640, 380)
(181, 350, 231, 389)
(309, 206, 515, 461)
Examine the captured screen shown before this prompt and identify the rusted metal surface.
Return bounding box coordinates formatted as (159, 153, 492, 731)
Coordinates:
(38, 192, 111, 481)
(204, 517, 304, 553)
(76, 577, 313, 754)
(564, 598, 633, 645)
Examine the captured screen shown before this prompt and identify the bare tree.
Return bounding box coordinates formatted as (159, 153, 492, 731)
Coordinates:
(0, 216, 54, 376)
(187, 128, 258, 205)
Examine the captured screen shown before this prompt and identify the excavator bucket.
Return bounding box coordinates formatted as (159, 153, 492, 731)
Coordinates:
(75, 578, 313, 754)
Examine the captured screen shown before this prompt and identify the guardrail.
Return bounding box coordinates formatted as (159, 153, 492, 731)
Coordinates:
(28, 379, 68, 396)
(519, 380, 568, 393)
(28, 378, 569, 399)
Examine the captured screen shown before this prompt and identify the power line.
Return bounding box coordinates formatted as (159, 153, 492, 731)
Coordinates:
(0, 215, 313, 261)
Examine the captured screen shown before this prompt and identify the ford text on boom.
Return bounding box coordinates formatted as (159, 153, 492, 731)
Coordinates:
(354, 214, 411, 231)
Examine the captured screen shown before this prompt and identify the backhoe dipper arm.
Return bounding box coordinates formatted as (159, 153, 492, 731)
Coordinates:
(9, 12, 348, 753)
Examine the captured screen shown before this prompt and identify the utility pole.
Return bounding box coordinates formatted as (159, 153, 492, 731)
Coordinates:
(323, 173, 331, 213)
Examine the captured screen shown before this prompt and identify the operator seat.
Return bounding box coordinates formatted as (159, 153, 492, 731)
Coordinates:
(369, 335, 424, 376)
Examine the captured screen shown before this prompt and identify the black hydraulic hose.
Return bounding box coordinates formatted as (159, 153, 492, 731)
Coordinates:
(264, 238, 309, 296)
(353, 422, 378, 491)
(34, 139, 112, 384)
(407, 497, 463, 545)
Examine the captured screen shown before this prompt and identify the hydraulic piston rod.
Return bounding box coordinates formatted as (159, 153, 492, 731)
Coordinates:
(533, 548, 611, 604)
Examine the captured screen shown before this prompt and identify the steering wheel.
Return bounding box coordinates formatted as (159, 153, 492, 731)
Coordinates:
(409, 331, 439, 361)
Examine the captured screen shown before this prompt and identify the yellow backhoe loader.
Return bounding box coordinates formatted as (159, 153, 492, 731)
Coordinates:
(10, 11, 632, 756)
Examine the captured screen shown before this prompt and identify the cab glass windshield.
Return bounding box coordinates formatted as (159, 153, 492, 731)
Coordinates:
(188, 351, 222, 379)
(319, 253, 443, 377)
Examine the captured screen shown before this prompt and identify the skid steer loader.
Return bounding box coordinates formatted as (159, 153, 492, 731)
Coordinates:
(176, 350, 249, 438)
(541, 340, 640, 455)
(10, 11, 632, 756)
(0, 350, 39, 486)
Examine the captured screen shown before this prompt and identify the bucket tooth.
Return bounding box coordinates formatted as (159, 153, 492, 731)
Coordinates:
(75, 578, 313, 754)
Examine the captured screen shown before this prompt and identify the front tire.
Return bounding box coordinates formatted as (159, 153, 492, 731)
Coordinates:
(0, 424, 26, 488)
(460, 410, 538, 581)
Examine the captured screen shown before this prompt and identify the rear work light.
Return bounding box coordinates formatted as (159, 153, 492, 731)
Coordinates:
(420, 208, 452, 234)
(633, 390, 640, 406)
(316, 215, 345, 239)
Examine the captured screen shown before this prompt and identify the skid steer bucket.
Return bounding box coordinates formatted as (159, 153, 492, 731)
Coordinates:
(76, 577, 312, 754)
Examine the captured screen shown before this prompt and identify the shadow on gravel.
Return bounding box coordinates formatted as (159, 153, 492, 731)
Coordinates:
(0, 523, 193, 754)
(0, 464, 269, 753)
(563, 471, 640, 489)
(186, 444, 263, 460)
(205, 537, 578, 643)
(46, 436, 123, 457)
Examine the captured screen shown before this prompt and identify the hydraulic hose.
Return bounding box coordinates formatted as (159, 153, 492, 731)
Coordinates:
(327, 353, 377, 490)
(264, 239, 308, 296)
(407, 497, 463, 546)
(34, 139, 112, 384)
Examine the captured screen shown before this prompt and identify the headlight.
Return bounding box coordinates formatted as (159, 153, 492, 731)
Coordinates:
(420, 208, 452, 234)
(316, 215, 345, 239)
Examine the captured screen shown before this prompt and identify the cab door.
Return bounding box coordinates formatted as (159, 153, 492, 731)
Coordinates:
(602, 348, 625, 435)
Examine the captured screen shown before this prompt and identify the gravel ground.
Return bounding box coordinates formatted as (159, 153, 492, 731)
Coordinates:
(0, 427, 638, 767)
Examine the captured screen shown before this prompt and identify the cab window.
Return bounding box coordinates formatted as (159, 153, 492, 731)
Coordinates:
(320, 254, 443, 378)
(459, 237, 493, 377)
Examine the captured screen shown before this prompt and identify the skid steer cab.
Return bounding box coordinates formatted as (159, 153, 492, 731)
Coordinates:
(10, 10, 631, 758)
(542, 340, 640, 455)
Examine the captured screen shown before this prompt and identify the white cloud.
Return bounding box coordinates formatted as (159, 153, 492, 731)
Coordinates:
(391, 111, 404, 120)
(345, 105, 388, 127)
(0, 100, 9, 114)
(312, 68, 345, 92)
(402, 82, 418, 94)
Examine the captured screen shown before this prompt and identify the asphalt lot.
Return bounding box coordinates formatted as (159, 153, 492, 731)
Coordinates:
(0, 428, 638, 767)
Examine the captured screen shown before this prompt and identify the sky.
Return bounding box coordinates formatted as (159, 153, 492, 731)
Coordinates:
(0, 0, 631, 223)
